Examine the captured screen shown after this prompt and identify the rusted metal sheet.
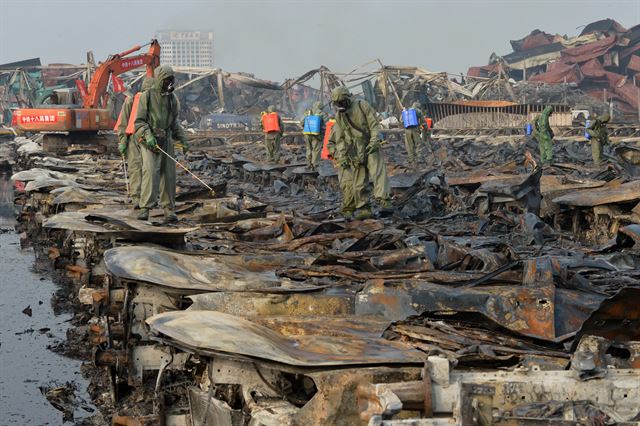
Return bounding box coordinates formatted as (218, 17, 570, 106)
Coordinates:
(356, 277, 605, 341)
(251, 316, 391, 340)
(451, 100, 519, 107)
(51, 187, 123, 206)
(475, 168, 542, 199)
(146, 311, 425, 367)
(552, 180, 640, 207)
(104, 246, 318, 293)
(187, 291, 356, 316)
(424, 102, 571, 129)
(574, 287, 640, 344)
(43, 211, 197, 245)
(298, 366, 424, 426)
(447, 172, 514, 187)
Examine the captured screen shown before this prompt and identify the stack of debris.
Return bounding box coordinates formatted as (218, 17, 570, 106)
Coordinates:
(4, 113, 640, 425)
(469, 19, 640, 119)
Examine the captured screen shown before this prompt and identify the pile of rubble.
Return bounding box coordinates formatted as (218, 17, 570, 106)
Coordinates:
(2, 120, 639, 425)
(469, 18, 640, 118)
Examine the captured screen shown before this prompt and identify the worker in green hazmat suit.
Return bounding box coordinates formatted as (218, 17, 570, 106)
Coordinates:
(260, 105, 284, 163)
(117, 77, 154, 209)
(301, 101, 328, 170)
(532, 106, 554, 165)
(327, 86, 391, 219)
(134, 65, 189, 222)
(401, 102, 425, 165)
(586, 113, 610, 166)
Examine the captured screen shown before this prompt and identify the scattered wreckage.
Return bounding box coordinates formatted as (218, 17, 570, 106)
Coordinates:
(3, 120, 640, 426)
(469, 18, 640, 120)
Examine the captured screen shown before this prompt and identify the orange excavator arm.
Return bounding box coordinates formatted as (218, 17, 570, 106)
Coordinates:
(83, 39, 160, 108)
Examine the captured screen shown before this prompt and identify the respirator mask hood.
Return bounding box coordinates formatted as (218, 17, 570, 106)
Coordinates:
(161, 76, 175, 94)
(331, 86, 352, 112)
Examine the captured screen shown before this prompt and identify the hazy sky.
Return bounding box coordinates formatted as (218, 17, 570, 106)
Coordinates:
(0, 0, 638, 81)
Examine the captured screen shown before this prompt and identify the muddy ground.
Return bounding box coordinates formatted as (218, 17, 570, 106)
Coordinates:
(0, 175, 98, 425)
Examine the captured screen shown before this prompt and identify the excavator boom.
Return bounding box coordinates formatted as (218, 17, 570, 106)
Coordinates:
(83, 40, 160, 108)
(14, 40, 160, 137)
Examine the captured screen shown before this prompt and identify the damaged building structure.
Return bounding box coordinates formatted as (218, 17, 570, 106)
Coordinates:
(0, 16, 639, 426)
(469, 18, 640, 121)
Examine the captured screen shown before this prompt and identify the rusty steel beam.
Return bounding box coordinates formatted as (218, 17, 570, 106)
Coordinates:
(112, 415, 160, 426)
(94, 348, 128, 367)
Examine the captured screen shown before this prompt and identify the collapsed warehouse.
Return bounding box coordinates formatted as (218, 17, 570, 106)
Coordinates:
(0, 15, 639, 426)
(469, 18, 640, 121)
(0, 39, 626, 135)
(2, 108, 640, 424)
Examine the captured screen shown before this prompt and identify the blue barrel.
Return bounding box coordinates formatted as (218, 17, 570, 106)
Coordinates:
(303, 115, 322, 135)
(525, 123, 533, 135)
(585, 120, 591, 140)
(402, 109, 419, 128)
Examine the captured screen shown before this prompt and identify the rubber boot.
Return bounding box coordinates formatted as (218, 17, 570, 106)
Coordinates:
(341, 209, 354, 220)
(355, 207, 372, 220)
(137, 208, 149, 221)
(164, 208, 178, 223)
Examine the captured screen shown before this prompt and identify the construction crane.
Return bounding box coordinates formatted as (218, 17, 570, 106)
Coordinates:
(13, 40, 160, 153)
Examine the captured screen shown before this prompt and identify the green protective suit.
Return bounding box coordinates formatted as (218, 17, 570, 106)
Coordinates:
(327, 87, 390, 214)
(117, 77, 154, 207)
(301, 101, 328, 169)
(587, 114, 610, 165)
(401, 102, 425, 164)
(261, 105, 283, 163)
(532, 106, 554, 165)
(134, 66, 187, 211)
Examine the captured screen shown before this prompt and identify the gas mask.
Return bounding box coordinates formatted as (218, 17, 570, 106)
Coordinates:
(333, 98, 351, 112)
(161, 76, 175, 94)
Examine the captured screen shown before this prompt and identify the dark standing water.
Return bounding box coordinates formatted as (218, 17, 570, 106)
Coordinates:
(0, 175, 93, 425)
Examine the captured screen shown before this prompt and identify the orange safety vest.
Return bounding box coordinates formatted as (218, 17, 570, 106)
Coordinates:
(125, 93, 142, 135)
(261, 112, 281, 133)
(321, 119, 336, 160)
(425, 117, 433, 129)
(113, 109, 124, 132)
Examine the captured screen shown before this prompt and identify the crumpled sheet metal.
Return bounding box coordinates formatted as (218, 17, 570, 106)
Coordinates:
(104, 246, 319, 293)
(573, 287, 640, 345)
(146, 310, 424, 367)
(43, 211, 196, 245)
(618, 224, 640, 246)
(51, 187, 123, 206)
(251, 316, 392, 340)
(552, 180, 640, 207)
(11, 168, 79, 182)
(475, 168, 542, 199)
(242, 162, 293, 172)
(539, 175, 606, 197)
(24, 178, 97, 193)
(356, 280, 605, 341)
(187, 290, 355, 316)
